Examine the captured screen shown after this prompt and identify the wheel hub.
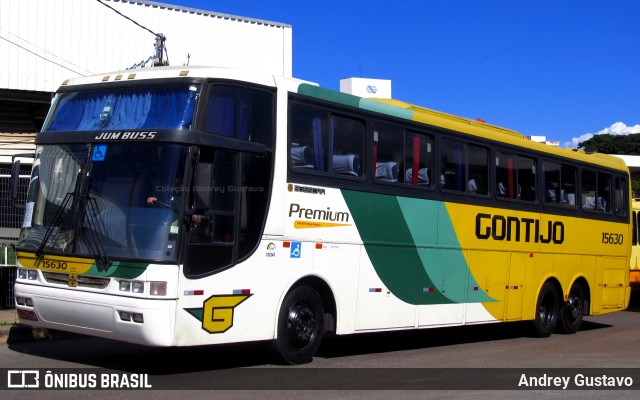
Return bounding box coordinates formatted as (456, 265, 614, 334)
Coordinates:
(287, 303, 316, 348)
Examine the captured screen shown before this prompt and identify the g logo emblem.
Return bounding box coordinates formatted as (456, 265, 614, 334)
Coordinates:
(202, 294, 251, 333)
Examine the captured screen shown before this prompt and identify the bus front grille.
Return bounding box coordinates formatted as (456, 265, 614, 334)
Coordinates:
(42, 271, 110, 289)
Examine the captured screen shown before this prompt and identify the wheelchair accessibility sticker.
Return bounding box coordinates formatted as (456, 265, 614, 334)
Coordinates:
(92, 145, 107, 161)
(290, 242, 301, 258)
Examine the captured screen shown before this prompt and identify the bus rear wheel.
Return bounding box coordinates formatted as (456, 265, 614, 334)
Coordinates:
(272, 285, 324, 365)
(532, 281, 559, 338)
(558, 283, 584, 334)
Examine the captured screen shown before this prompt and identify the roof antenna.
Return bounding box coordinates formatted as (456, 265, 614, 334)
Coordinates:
(154, 33, 169, 66)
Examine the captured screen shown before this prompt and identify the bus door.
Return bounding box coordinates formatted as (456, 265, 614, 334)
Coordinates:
(181, 147, 271, 278)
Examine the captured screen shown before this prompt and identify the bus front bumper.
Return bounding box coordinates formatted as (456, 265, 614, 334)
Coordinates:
(14, 283, 177, 346)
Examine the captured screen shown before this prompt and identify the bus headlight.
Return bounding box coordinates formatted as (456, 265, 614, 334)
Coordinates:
(18, 268, 38, 280)
(132, 281, 145, 294)
(150, 281, 167, 296)
(119, 281, 131, 292)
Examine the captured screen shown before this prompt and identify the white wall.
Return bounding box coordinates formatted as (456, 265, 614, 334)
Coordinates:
(0, 0, 292, 92)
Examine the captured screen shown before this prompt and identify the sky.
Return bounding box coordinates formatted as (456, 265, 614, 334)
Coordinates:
(164, 0, 640, 148)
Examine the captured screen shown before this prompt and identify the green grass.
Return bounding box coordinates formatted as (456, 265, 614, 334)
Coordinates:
(0, 245, 16, 265)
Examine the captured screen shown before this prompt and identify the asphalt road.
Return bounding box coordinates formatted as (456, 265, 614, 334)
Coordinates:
(1, 296, 639, 400)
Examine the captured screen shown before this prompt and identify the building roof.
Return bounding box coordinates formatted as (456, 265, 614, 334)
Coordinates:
(118, 0, 291, 28)
(0, 133, 36, 164)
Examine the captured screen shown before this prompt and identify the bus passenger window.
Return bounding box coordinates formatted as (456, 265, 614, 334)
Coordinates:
(543, 161, 560, 204)
(517, 156, 536, 202)
(597, 173, 611, 212)
(440, 139, 465, 192)
(373, 124, 403, 182)
(468, 145, 488, 195)
(373, 125, 431, 187)
(581, 170, 597, 210)
(203, 84, 274, 146)
(582, 170, 613, 213)
(614, 176, 627, 216)
(496, 152, 536, 201)
(561, 164, 577, 207)
(331, 115, 364, 177)
(543, 161, 576, 207)
(405, 132, 432, 186)
(496, 152, 515, 199)
(289, 106, 329, 172)
(289, 106, 363, 177)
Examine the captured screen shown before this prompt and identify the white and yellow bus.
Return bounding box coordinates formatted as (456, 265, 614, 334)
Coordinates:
(630, 199, 640, 290)
(12, 66, 631, 364)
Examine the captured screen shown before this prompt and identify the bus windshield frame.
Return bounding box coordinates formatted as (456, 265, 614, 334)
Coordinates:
(18, 143, 191, 264)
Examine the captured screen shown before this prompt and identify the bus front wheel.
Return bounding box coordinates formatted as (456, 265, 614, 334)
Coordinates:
(532, 281, 559, 338)
(272, 285, 324, 365)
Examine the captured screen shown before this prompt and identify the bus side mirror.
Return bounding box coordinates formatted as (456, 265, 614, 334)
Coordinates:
(10, 153, 34, 210)
(195, 162, 213, 209)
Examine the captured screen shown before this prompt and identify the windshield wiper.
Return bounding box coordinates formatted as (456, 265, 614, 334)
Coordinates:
(82, 196, 112, 271)
(35, 192, 74, 258)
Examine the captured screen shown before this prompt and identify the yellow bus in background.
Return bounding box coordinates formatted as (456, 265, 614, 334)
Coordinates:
(630, 199, 640, 290)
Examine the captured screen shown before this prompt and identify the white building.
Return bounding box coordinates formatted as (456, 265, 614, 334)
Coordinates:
(340, 77, 392, 99)
(527, 135, 559, 146)
(1, 0, 292, 93)
(0, 0, 292, 241)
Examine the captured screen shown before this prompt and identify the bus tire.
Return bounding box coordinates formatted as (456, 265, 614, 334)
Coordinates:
(272, 285, 324, 365)
(532, 281, 559, 338)
(558, 283, 584, 334)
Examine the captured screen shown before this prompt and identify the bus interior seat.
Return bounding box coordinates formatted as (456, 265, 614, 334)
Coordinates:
(332, 154, 361, 176)
(467, 178, 478, 193)
(406, 168, 429, 185)
(376, 161, 398, 181)
(497, 182, 507, 196)
(559, 189, 576, 206)
(290, 146, 314, 169)
(565, 192, 576, 206)
(497, 182, 523, 199)
(582, 192, 596, 209)
(598, 197, 608, 211)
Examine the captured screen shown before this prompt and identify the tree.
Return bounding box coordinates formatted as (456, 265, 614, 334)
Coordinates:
(578, 133, 640, 154)
(577, 133, 640, 196)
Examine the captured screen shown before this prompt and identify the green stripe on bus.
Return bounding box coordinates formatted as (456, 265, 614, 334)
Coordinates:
(298, 84, 361, 108)
(342, 190, 494, 305)
(360, 98, 414, 120)
(85, 260, 148, 279)
(342, 190, 449, 305)
(396, 197, 493, 303)
(298, 83, 414, 120)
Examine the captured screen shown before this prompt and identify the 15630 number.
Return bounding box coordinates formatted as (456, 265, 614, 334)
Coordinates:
(602, 232, 624, 245)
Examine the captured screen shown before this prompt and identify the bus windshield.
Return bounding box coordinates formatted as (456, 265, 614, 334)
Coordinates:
(19, 143, 190, 263)
(43, 84, 199, 132)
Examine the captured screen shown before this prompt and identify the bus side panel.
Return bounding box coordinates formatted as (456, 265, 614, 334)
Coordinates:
(506, 252, 526, 321)
(355, 246, 417, 331)
(310, 242, 360, 335)
(594, 256, 629, 312)
(463, 250, 509, 323)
